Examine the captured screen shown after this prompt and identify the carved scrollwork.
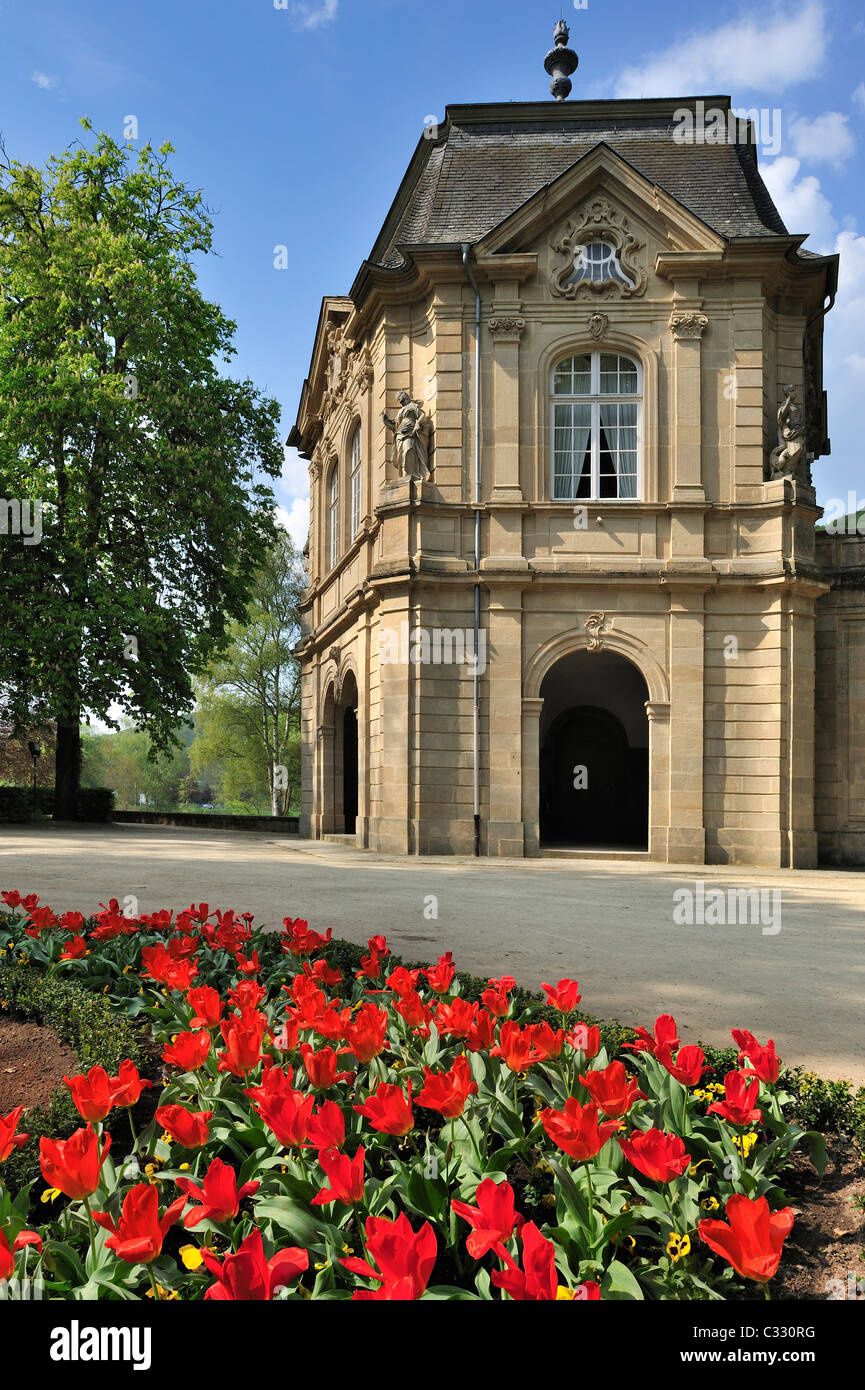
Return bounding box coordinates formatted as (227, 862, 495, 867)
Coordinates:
(549, 198, 647, 301)
(584, 612, 607, 652)
(588, 311, 609, 341)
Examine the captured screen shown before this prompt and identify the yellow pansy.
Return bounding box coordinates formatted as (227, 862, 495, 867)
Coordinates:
(701, 1196, 720, 1212)
(179, 1245, 204, 1271)
(41, 1186, 62, 1204)
(666, 1232, 691, 1262)
(556, 1286, 575, 1300)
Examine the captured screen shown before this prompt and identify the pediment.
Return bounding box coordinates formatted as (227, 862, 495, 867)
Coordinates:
(474, 142, 727, 284)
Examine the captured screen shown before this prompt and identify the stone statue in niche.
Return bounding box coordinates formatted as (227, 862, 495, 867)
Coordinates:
(768, 384, 808, 483)
(382, 390, 434, 481)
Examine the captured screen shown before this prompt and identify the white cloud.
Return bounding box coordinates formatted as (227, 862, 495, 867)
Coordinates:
(290, 0, 338, 31)
(613, 1, 827, 98)
(276, 497, 310, 549)
(788, 111, 855, 167)
(30, 71, 57, 90)
(853, 82, 865, 114)
(761, 155, 836, 249)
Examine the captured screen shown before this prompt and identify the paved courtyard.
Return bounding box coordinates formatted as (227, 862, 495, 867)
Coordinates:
(2, 823, 863, 1083)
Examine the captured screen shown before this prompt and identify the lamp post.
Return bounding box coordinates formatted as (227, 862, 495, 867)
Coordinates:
(27, 740, 41, 794)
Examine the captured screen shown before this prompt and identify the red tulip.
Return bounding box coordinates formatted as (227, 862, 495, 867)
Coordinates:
(177, 1157, 260, 1228)
(155, 1105, 212, 1149)
(491, 1021, 539, 1073)
(698, 1193, 794, 1283)
(394, 989, 433, 1032)
(306, 1099, 346, 1151)
(491, 1221, 560, 1301)
(452, 1178, 522, 1260)
(0, 1106, 29, 1161)
(387, 965, 422, 997)
(541, 978, 581, 1012)
(581, 1061, 645, 1119)
(311, 1146, 365, 1206)
(618, 1128, 692, 1183)
(655, 1043, 711, 1087)
(732, 1030, 780, 1084)
(342, 1212, 436, 1300)
(341, 1003, 388, 1063)
(0, 1227, 42, 1281)
(530, 1021, 565, 1060)
(481, 976, 516, 1017)
(186, 985, 224, 1030)
(423, 952, 455, 994)
(707, 1071, 763, 1127)
(244, 1065, 295, 1105)
(162, 1030, 212, 1071)
(59, 935, 88, 961)
(433, 997, 478, 1040)
(255, 1089, 315, 1150)
(624, 1013, 680, 1055)
(416, 1056, 478, 1119)
(567, 1023, 601, 1060)
(217, 1010, 267, 1077)
(201, 1227, 308, 1300)
(109, 1060, 152, 1109)
(354, 1081, 413, 1136)
(300, 1043, 351, 1089)
(466, 1008, 496, 1053)
(93, 1184, 186, 1265)
(64, 1066, 114, 1123)
(540, 1099, 621, 1162)
(39, 1126, 111, 1200)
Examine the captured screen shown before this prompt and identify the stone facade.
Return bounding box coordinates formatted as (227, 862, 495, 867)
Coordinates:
(290, 97, 860, 868)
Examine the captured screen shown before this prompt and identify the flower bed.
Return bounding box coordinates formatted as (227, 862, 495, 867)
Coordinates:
(0, 890, 827, 1301)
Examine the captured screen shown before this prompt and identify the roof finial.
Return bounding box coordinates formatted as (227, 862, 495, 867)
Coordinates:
(544, 19, 578, 101)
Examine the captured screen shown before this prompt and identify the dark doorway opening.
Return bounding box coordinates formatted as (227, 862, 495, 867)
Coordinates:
(342, 706, 358, 835)
(539, 650, 649, 850)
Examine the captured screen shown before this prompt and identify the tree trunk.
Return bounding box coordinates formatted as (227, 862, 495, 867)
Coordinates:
(54, 719, 82, 820)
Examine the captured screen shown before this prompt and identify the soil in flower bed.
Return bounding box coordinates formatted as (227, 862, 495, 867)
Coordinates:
(0, 1014, 77, 1112)
(775, 1136, 865, 1300)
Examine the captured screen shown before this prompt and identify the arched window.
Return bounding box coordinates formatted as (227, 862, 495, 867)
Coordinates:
(349, 426, 362, 539)
(328, 461, 340, 570)
(551, 351, 641, 500)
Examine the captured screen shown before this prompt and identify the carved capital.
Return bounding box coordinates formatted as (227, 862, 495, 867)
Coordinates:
(669, 310, 709, 340)
(488, 315, 526, 341)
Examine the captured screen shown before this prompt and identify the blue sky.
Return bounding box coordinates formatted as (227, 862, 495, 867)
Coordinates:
(1, 0, 863, 536)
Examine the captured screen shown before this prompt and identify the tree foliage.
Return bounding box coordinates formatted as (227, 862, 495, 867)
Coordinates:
(189, 530, 305, 815)
(0, 124, 283, 816)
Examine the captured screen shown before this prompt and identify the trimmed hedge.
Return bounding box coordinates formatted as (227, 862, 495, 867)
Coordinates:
(0, 961, 145, 1197)
(0, 785, 116, 822)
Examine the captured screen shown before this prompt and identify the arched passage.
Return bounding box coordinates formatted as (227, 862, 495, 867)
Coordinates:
(319, 670, 359, 837)
(538, 649, 649, 849)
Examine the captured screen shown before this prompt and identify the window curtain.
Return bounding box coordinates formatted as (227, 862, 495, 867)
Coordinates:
(599, 402, 637, 498)
(553, 404, 591, 499)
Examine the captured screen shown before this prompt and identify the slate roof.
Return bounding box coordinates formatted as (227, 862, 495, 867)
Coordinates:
(369, 100, 790, 268)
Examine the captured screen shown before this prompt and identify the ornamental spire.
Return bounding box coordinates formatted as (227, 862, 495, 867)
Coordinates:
(544, 19, 579, 101)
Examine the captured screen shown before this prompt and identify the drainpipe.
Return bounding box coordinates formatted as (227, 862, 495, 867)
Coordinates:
(462, 243, 482, 857)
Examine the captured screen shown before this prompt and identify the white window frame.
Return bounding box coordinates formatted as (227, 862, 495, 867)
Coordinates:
(328, 461, 340, 570)
(550, 351, 643, 502)
(349, 426, 362, 539)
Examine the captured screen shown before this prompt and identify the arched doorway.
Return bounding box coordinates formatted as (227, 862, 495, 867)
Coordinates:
(319, 670, 359, 838)
(539, 650, 649, 849)
(342, 705, 358, 834)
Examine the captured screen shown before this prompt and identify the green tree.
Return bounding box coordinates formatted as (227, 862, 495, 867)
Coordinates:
(0, 125, 282, 817)
(80, 725, 189, 810)
(190, 531, 304, 815)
